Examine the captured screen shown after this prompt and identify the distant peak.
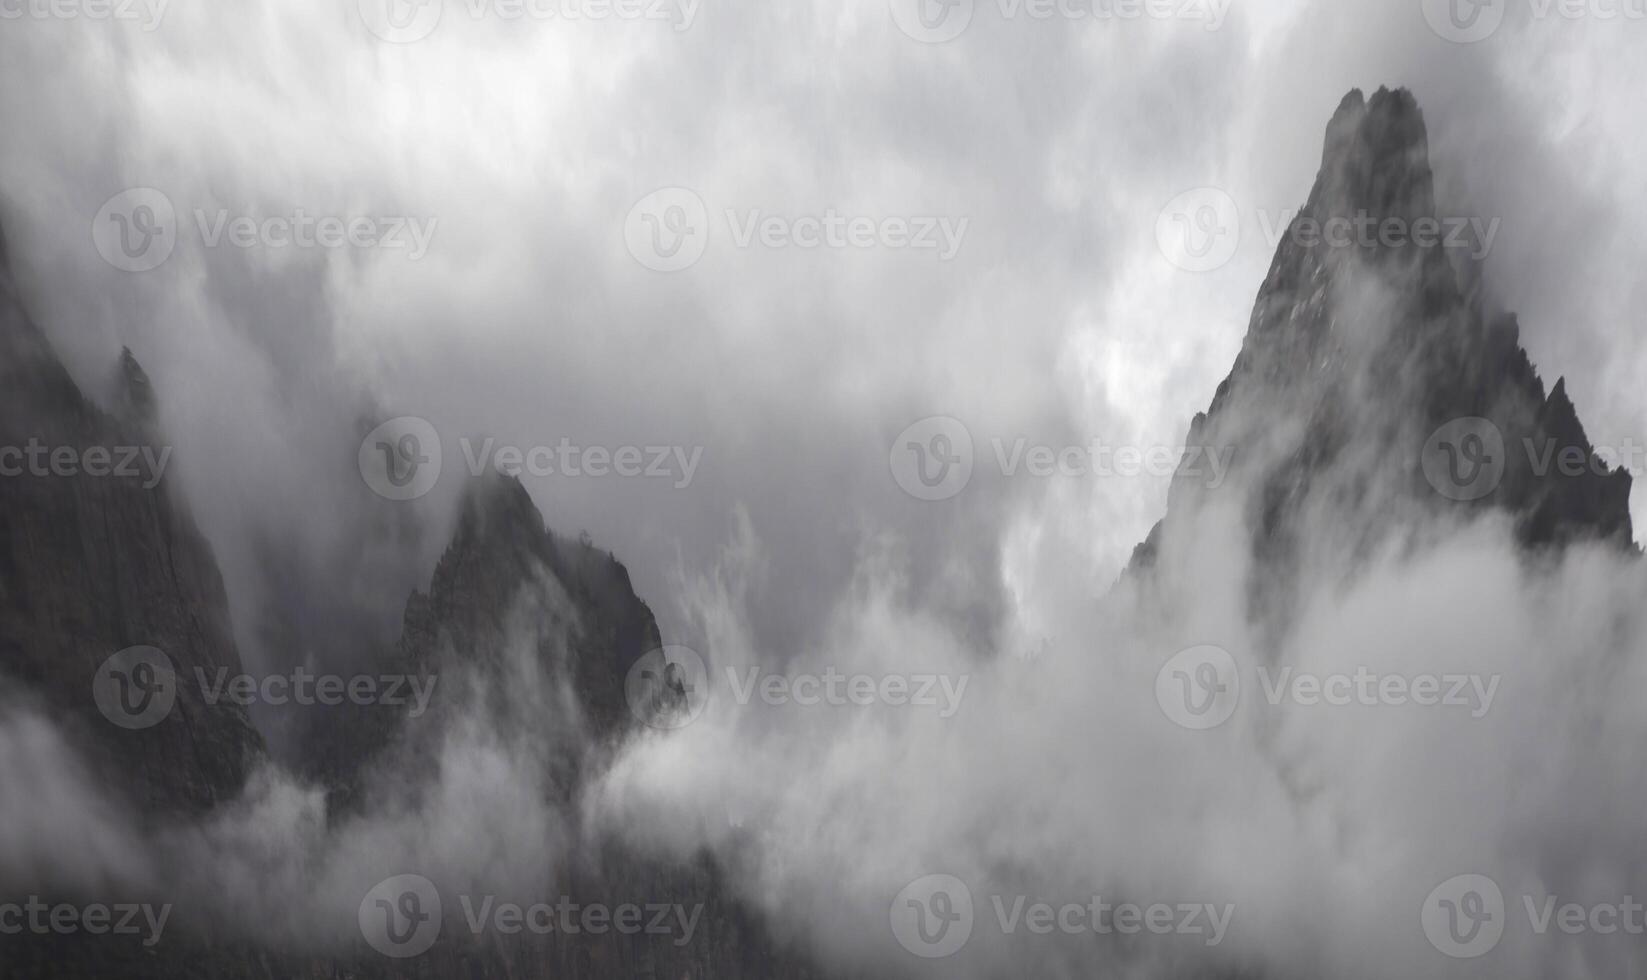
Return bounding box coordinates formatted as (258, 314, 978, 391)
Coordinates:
(456, 471, 546, 540)
(115, 347, 158, 427)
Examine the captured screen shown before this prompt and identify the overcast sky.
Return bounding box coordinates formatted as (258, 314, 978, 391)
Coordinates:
(8, 4, 1647, 977)
(1, 0, 1644, 672)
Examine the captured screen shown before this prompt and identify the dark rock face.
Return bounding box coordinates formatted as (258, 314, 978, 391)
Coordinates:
(0, 217, 819, 976)
(313, 472, 826, 980)
(0, 222, 263, 817)
(1133, 88, 1633, 627)
(299, 472, 665, 806)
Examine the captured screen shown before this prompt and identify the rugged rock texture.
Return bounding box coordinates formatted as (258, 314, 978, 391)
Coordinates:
(1132, 88, 1633, 627)
(0, 218, 819, 975)
(9, 87, 1625, 980)
(315, 472, 827, 979)
(0, 219, 263, 817)
(298, 472, 665, 808)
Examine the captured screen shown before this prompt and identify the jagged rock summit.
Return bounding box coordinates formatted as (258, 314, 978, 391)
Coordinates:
(1133, 88, 1632, 624)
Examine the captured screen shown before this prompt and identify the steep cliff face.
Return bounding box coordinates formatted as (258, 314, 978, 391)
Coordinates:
(0, 220, 263, 817)
(0, 219, 811, 974)
(300, 472, 666, 804)
(1132, 88, 1633, 626)
(256, 472, 819, 980)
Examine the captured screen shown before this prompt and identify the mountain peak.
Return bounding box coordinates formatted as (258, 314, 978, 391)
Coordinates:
(1134, 88, 1633, 627)
(115, 347, 158, 429)
(1310, 85, 1435, 227)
